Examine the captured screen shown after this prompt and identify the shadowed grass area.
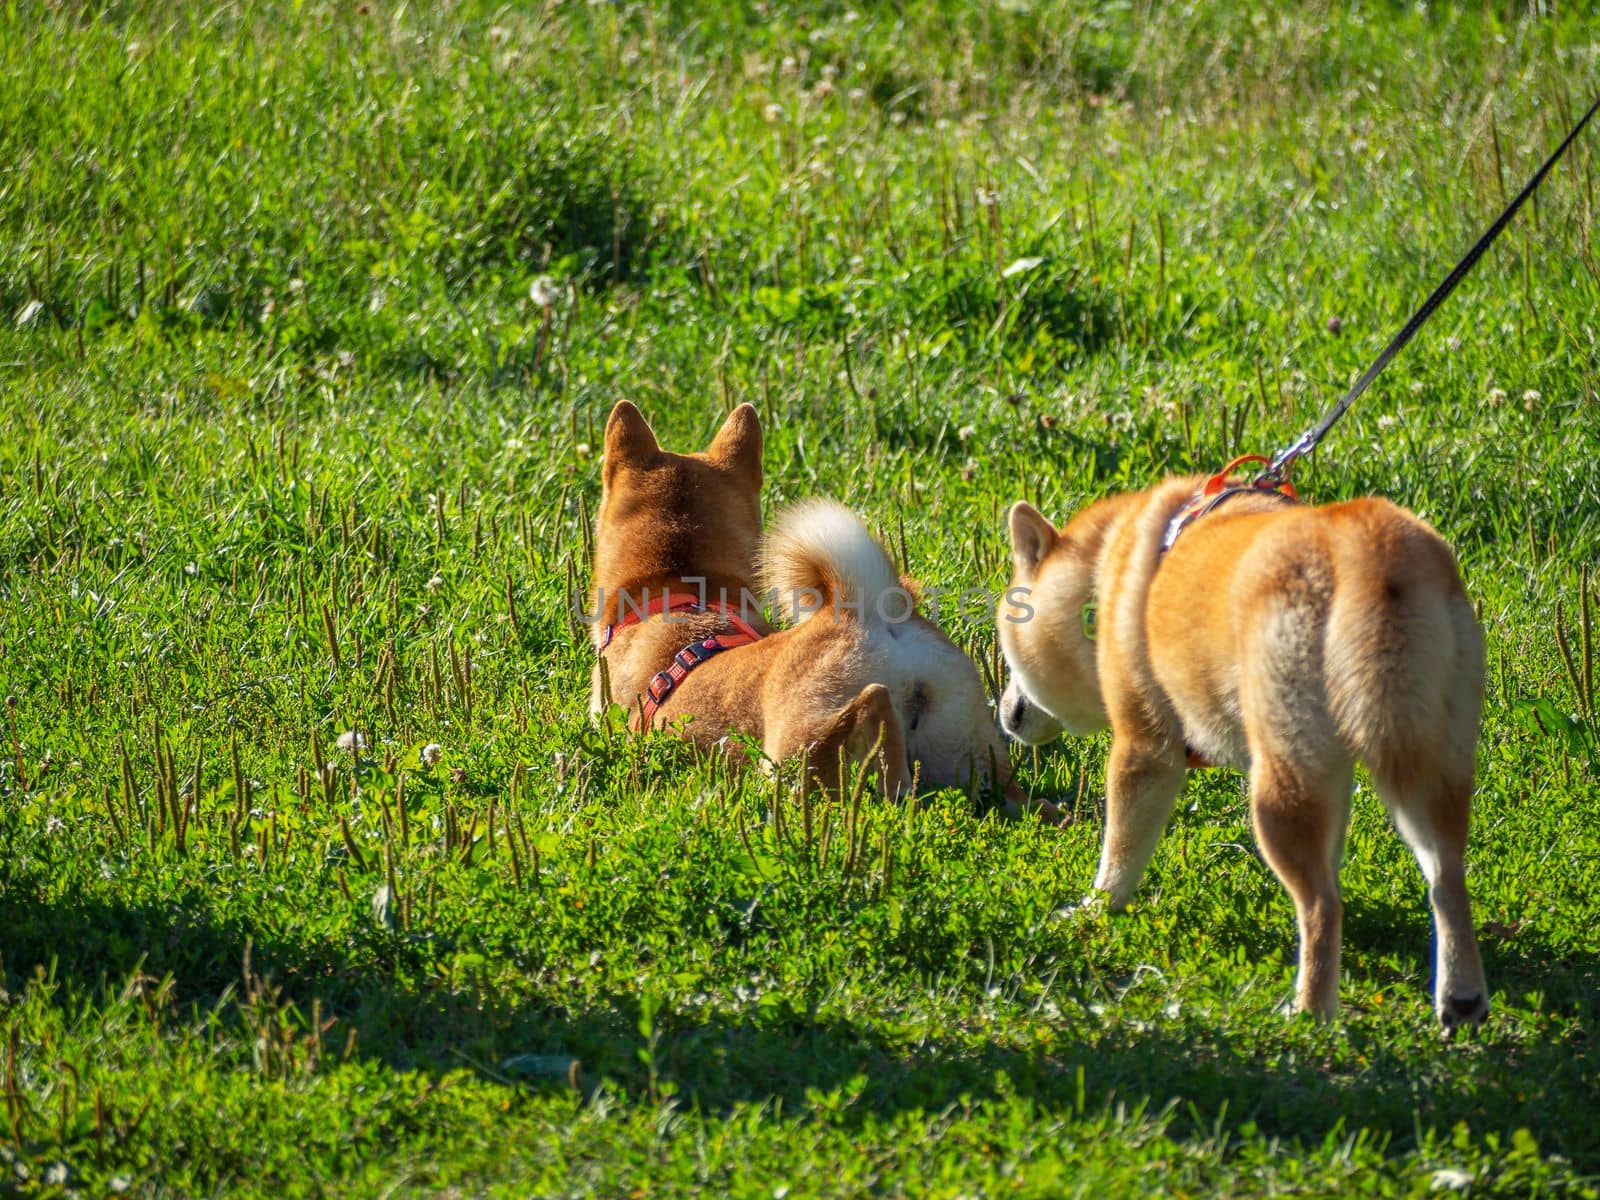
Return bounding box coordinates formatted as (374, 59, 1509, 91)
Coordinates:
(2, 1, 1599, 1196)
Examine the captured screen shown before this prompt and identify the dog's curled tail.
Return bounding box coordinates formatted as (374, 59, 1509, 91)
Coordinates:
(760, 499, 905, 625)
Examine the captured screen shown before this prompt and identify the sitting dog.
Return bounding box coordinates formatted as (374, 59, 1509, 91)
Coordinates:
(995, 470, 1489, 1027)
(591, 399, 1059, 819)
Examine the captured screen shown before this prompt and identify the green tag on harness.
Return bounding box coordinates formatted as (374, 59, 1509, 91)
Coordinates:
(1081, 599, 1097, 642)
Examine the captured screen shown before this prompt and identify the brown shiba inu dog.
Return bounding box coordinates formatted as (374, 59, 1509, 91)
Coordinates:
(995, 474, 1489, 1027)
(592, 399, 1059, 818)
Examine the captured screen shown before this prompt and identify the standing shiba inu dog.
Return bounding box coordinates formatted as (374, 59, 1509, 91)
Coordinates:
(592, 399, 1058, 818)
(995, 476, 1489, 1027)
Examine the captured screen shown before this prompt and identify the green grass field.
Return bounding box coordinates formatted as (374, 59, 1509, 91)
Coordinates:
(3, 1, 1599, 1194)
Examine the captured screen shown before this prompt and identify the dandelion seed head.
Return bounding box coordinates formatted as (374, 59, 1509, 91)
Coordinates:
(529, 275, 561, 307)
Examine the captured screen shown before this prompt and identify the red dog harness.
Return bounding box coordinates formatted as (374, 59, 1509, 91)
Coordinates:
(1160, 453, 1299, 555)
(598, 591, 764, 728)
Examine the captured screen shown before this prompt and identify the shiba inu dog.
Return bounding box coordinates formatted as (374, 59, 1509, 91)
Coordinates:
(995, 473, 1489, 1027)
(591, 399, 1059, 819)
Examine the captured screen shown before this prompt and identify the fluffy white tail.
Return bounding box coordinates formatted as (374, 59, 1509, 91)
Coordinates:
(759, 499, 904, 624)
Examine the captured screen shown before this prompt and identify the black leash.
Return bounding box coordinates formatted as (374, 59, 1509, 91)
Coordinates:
(1258, 92, 1600, 484)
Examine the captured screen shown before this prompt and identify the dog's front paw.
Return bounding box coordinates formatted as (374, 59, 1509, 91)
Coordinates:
(1052, 892, 1109, 923)
(998, 785, 1071, 826)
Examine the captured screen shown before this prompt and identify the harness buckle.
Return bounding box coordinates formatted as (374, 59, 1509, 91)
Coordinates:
(646, 670, 675, 706)
(673, 638, 719, 672)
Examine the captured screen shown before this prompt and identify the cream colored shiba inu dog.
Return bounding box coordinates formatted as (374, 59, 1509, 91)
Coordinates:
(995, 475, 1489, 1027)
(591, 399, 1059, 819)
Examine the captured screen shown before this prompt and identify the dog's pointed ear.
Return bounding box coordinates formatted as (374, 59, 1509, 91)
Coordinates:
(706, 403, 762, 483)
(1008, 501, 1057, 576)
(603, 401, 660, 476)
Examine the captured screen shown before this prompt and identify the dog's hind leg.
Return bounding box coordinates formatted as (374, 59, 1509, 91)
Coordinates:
(1249, 753, 1354, 1020)
(1367, 596, 1489, 1031)
(798, 683, 912, 800)
(1372, 767, 1489, 1032)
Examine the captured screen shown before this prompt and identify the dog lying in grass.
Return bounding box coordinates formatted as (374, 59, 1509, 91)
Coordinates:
(590, 400, 1059, 820)
(995, 474, 1489, 1028)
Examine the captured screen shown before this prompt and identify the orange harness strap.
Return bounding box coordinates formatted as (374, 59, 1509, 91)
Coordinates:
(1159, 454, 1300, 556)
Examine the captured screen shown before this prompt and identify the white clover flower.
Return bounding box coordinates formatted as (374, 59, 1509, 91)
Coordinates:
(335, 730, 366, 753)
(957, 424, 976, 441)
(1410, 380, 1425, 394)
(1522, 389, 1541, 410)
(763, 102, 784, 122)
(1487, 387, 1507, 406)
(420, 743, 444, 767)
(426, 573, 444, 591)
(1376, 414, 1398, 431)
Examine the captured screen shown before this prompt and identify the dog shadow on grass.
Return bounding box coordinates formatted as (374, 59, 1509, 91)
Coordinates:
(2, 880, 1595, 1168)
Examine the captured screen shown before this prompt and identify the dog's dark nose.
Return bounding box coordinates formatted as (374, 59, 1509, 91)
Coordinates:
(1006, 693, 1028, 731)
